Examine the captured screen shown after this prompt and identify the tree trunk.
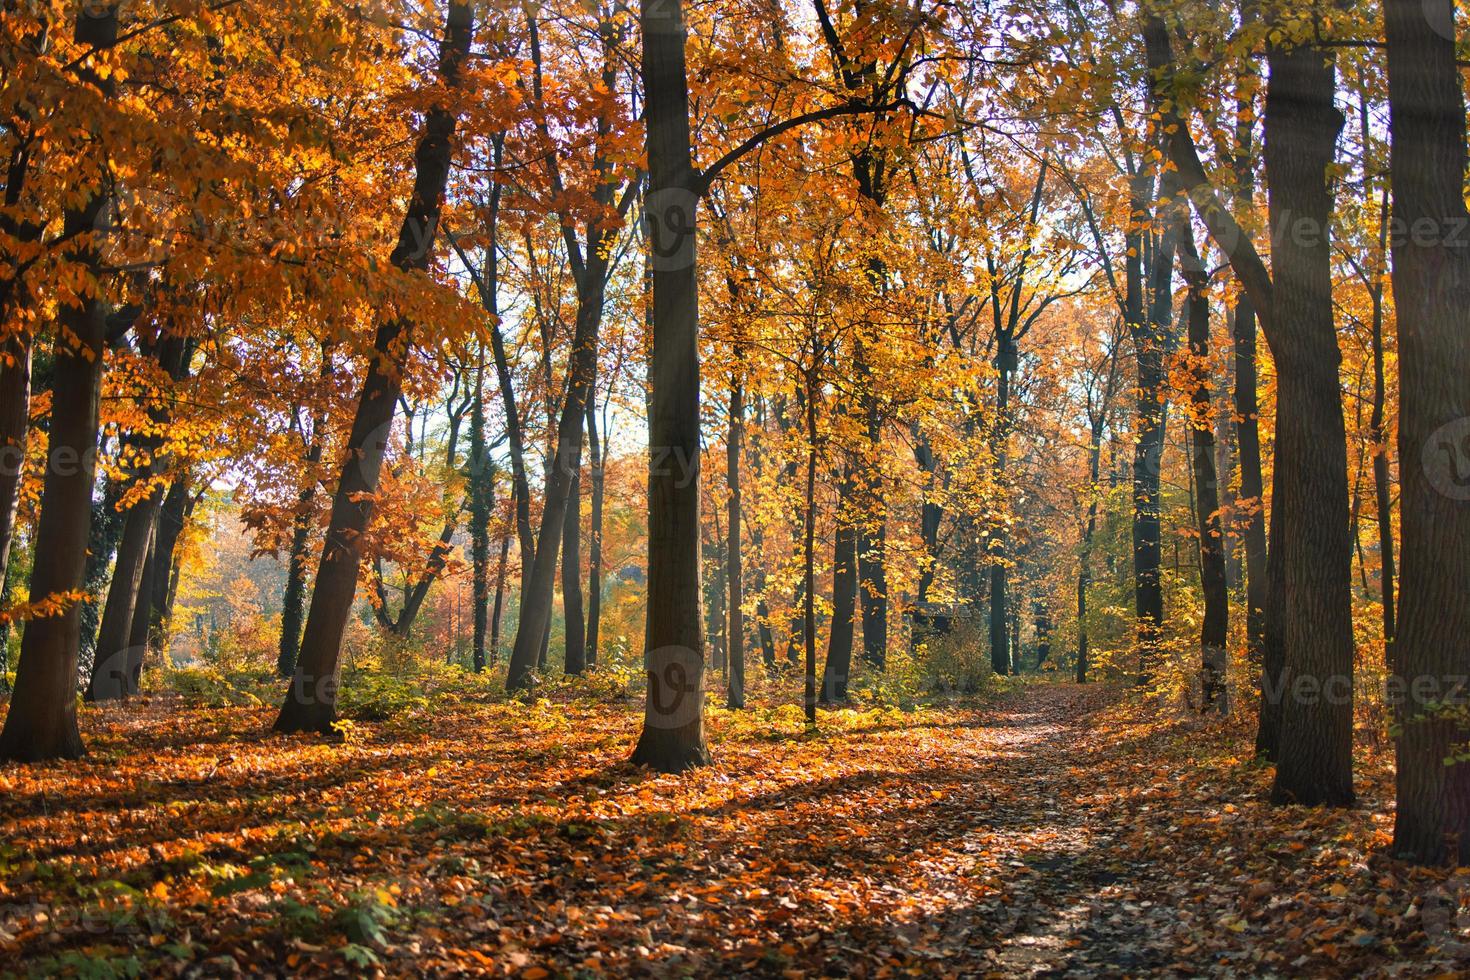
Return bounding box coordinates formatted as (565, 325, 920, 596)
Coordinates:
(0, 5, 119, 762)
(726, 379, 745, 707)
(562, 463, 586, 675)
(505, 261, 605, 688)
(630, 0, 709, 771)
(0, 334, 30, 593)
(1132, 196, 1178, 684)
(490, 533, 510, 663)
(585, 394, 605, 669)
(1384, 0, 1470, 863)
(990, 350, 1014, 675)
(469, 359, 493, 673)
(125, 531, 156, 692)
(148, 475, 192, 657)
(1259, 39, 1355, 806)
(90, 485, 165, 701)
(1077, 417, 1107, 684)
(1180, 230, 1229, 713)
(274, 0, 473, 735)
(278, 408, 326, 678)
(802, 382, 818, 724)
(822, 467, 858, 704)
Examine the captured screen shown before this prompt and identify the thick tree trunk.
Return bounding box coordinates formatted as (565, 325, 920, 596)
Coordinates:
(822, 468, 858, 704)
(1261, 41, 1354, 806)
(801, 388, 818, 724)
(630, 0, 709, 771)
(726, 379, 745, 707)
(1180, 231, 1229, 713)
(275, 0, 473, 734)
(1384, 0, 1470, 863)
(0, 6, 118, 761)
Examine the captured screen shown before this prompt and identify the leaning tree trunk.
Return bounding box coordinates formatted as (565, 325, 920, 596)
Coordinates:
(147, 474, 192, 657)
(630, 0, 709, 771)
(275, 0, 473, 734)
(1180, 230, 1229, 713)
(90, 484, 165, 701)
(505, 261, 606, 689)
(1384, 0, 1470, 863)
(124, 532, 156, 691)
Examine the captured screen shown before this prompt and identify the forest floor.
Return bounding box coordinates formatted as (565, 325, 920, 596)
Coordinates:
(1, 678, 1467, 977)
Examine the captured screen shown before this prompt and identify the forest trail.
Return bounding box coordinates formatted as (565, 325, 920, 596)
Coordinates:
(943, 683, 1219, 977)
(0, 679, 1449, 977)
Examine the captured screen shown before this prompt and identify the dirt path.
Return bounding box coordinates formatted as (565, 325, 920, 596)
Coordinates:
(944, 683, 1195, 977)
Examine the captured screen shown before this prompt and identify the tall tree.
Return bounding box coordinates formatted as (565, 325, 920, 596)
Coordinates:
(1145, 9, 1355, 805)
(274, 0, 475, 734)
(0, 3, 122, 761)
(1383, 0, 1470, 864)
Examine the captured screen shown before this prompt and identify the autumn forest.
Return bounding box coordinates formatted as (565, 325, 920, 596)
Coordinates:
(1, 0, 1469, 974)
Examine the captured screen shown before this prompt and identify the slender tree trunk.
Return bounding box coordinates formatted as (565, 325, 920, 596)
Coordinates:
(1132, 195, 1179, 684)
(506, 261, 605, 688)
(726, 379, 745, 707)
(585, 396, 605, 668)
(0, 2, 119, 762)
(275, 0, 473, 734)
(0, 334, 30, 593)
(1180, 231, 1229, 713)
(990, 350, 1014, 675)
(1367, 189, 1397, 648)
(278, 408, 327, 678)
(90, 486, 165, 701)
(802, 378, 819, 724)
(147, 475, 192, 657)
(1384, 0, 1470, 863)
(822, 467, 858, 704)
(470, 359, 493, 673)
(562, 463, 586, 675)
(490, 533, 510, 663)
(1077, 418, 1107, 684)
(125, 531, 156, 692)
(631, 0, 709, 770)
